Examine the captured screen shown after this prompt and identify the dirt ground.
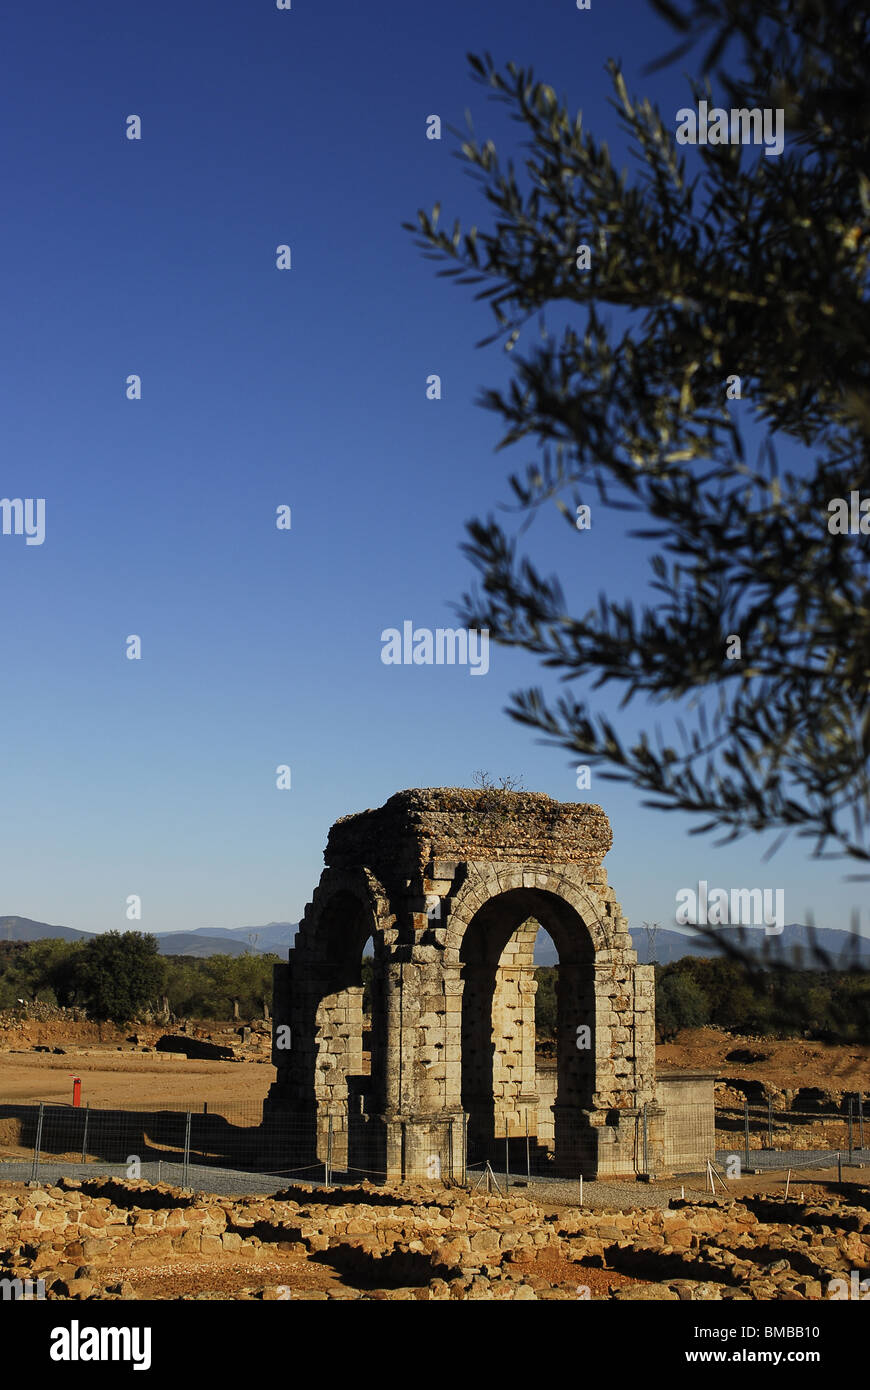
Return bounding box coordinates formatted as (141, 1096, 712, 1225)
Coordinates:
(0, 1019, 270, 1109)
(658, 1027, 869, 1091)
(0, 1051, 270, 1109)
(0, 1022, 867, 1111)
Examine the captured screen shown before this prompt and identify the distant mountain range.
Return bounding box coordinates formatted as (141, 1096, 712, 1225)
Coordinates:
(537, 924, 870, 969)
(1, 916, 867, 970)
(0, 917, 297, 958)
(639, 923, 870, 968)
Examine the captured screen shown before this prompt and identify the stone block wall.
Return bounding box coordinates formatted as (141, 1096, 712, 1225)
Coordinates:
(656, 1071, 717, 1171)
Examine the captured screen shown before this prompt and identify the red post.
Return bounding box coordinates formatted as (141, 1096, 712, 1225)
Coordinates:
(72, 1077, 81, 1108)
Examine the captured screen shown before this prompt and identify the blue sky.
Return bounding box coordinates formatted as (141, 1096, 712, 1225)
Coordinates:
(0, 0, 863, 941)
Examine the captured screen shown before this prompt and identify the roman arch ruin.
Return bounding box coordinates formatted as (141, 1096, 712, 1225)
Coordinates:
(265, 787, 677, 1182)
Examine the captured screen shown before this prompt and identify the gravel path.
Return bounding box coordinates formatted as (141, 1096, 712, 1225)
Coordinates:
(2, 1150, 866, 1204)
(715, 1146, 870, 1171)
(0, 1157, 675, 1206)
(0, 1160, 322, 1197)
(467, 1168, 699, 1209)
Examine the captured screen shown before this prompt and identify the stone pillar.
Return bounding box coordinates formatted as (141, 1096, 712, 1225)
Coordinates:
(269, 962, 292, 1086)
(385, 1116, 404, 1184)
(492, 962, 523, 1137)
(382, 960, 399, 1112)
(633, 964, 657, 1107)
(516, 972, 539, 1135)
(442, 970, 464, 1111)
(642, 1101, 668, 1177)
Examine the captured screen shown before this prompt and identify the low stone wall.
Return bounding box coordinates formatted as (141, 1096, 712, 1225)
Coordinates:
(1, 1174, 866, 1300)
(0, 1005, 89, 1026)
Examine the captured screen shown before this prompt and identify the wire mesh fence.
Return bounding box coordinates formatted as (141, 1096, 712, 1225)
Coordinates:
(0, 1098, 462, 1189)
(0, 1093, 866, 1196)
(1, 1099, 352, 1187)
(714, 1093, 869, 1175)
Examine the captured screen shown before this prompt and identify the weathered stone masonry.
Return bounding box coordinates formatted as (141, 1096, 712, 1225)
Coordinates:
(265, 788, 665, 1181)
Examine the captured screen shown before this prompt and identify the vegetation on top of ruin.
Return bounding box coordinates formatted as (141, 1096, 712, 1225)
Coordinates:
(470, 769, 526, 822)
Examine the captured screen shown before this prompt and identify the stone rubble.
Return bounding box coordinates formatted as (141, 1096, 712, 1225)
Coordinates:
(0, 1175, 865, 1301)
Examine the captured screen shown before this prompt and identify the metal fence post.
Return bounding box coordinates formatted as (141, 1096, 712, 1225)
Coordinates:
(505, 1133, 510, 1190)
(525, 1109, 530, 1183)
(743, 1099, 750, 1171)
(860, 1092, 865, 1151)
(636, 1100, 644, 1178)
(80, 1103, 90, 1165)
(30, 1102, 45, 1183)
(326, 1114, 333, 1187)
(182, 1110, 192, 1189)
(848, 1097, 854, 1160)
(767, 1097, 773, 1149)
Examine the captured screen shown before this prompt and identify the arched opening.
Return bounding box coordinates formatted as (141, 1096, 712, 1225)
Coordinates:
(533, 926, 558, 1156)
(309, 894, 386, 1175)
(347, 932, 386, 1179)
(361, 935, 374, 1077)
(459, 887, 596, 1176)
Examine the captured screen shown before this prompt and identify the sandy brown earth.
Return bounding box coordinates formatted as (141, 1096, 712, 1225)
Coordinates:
(2, 1022, 867, 1111)
(0, 1052, 271, 1110)
(658, 1027, 870, 1091)
(0, 1019, 271, 1110)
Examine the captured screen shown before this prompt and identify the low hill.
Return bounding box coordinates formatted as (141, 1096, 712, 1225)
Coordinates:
(0, 917, 297, 957)
(631, 924, 870, 969)
(197, 923, 297, 953)
(147, 933, 253, 958)
(534, 924, 870, 968)
(0, 916, 91, 943)
(3, 915, 866, 968)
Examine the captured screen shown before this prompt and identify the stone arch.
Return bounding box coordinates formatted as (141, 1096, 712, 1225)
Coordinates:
(449, 880, 607, 1169)
(442, 864, 618, 961)
(293, 866, 394, 956)
(265, 788, 665, 1183)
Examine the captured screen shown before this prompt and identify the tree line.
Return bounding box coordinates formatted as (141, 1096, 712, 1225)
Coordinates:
(533, 958, 869, 1045)
(653, 956, 869, 1043)
(4, 935, 867, 1041)
(0, 935, 279, 1024)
